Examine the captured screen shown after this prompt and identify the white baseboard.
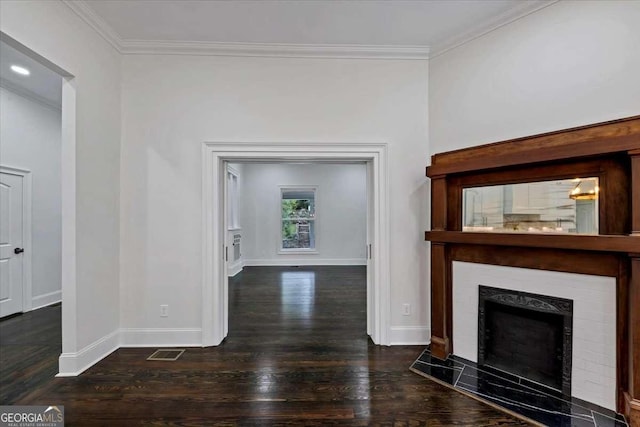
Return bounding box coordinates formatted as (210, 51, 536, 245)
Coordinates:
(389, 326, 430, 345)
(119, 328, 202, 347)
(243, 258, 366, 266)
(31, 290, 62, 311)
(228, 261, 243, 277)
(57, 329, 119, 377)
(53, 324, 424, 377)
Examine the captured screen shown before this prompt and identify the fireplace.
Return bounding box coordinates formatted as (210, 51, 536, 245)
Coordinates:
(425, 116, 640, 422)
(477, 286, 573, 395)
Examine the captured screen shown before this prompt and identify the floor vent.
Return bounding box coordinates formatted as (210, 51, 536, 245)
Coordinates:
(147, 349, 185, 361)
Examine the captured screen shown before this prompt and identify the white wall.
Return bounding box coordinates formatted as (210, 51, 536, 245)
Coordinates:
(120, 55, 430, 343)
(0, 0, 121, 373)
(240, 163, 366, 265)
(0, 87, 62, 308)
(430, 0, 640, 154)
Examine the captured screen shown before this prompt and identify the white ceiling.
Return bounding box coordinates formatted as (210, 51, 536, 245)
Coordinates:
(0, 40, 62, 107)
(0, 0, 555, 104)
(75, 0, 555, 56)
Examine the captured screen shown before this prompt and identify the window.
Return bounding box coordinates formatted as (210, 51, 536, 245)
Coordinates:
(227, 168, 240, 229)
(281, 187, 316, 251)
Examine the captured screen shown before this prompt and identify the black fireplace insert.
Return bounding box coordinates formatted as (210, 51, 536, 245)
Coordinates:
(478, 286, 573, 395)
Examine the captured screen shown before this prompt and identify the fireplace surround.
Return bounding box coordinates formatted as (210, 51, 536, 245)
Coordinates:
(452, 261, 617, 410)
(425, 116, 640, 425)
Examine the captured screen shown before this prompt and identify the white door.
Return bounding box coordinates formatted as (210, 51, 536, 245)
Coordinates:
(0, 172, 24, 317)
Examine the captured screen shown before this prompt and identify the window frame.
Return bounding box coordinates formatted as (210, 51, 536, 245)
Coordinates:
(278, 185, 318, 254)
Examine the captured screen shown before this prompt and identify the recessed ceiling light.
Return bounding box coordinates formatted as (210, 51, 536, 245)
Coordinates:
(10, 65, 30, 76)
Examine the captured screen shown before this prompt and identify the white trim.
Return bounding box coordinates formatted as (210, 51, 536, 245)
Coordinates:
(120, 40, 430, 60)
(61, 0, 122, 53)
(429, 0, 558, 58)
(243, 258, 366, 267)
(203, 142, 390, 346)
(0, 165, 33, 313)
(119, 328, 202, 347)
(55, 327, 202, 376)
(60, 76, 78, 362)
(57, 329, 119, 376)
(32, 290, 62, 310)
(277, 249, 319, 255)
(389, 326, 431, 346)
(227, 261, 243, 277)
(0, 81, 61, 111)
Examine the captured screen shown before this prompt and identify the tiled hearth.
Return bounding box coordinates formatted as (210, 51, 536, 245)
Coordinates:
(410, 346, 628, 427)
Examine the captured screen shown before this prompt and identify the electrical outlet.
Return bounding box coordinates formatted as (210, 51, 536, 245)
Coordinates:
(402, 303, 411, 316)
(160, 305, 168, 317)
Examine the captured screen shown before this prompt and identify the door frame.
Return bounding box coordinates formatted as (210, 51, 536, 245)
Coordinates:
(0, 165, 32, 313)
(1, 32, 78, 370)
(202, 142, 390, 346)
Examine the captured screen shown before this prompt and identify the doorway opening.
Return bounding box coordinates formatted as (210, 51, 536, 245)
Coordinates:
(224, 161, 368, 340)
(202, 143, 390, 346)
(0, 32, 77, 377)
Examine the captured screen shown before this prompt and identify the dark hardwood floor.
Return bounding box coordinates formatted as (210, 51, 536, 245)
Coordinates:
(0, 266, 529, 426)
(0, 303, 61, 404)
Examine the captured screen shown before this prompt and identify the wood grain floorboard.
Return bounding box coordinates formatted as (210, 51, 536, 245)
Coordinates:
(1, 266, 530, 426)
(0, 303, 61, 403)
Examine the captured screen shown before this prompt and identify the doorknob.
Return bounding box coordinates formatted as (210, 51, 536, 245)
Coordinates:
(14, 247, 24, 254)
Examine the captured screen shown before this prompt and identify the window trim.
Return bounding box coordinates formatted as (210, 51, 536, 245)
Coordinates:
(278, 185, 318, 254)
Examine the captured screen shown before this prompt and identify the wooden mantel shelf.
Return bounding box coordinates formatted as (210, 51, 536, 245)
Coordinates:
(425, 231, 640, 253)
(427, 115, 640, 177)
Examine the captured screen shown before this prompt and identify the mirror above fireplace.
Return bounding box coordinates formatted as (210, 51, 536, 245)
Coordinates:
(462, 177, 599, 234)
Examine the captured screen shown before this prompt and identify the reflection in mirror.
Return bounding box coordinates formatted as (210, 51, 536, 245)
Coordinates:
(462, 178, 599, 234)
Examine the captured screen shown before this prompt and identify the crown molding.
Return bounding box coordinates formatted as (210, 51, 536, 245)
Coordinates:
(0, 79, 61, 111)
(429, 0, 559, 58)
(120, 40, 429, 59)
(62, 0, 558, 60)
(60, 0, 428, 59)
(61, 0, 123, 52)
